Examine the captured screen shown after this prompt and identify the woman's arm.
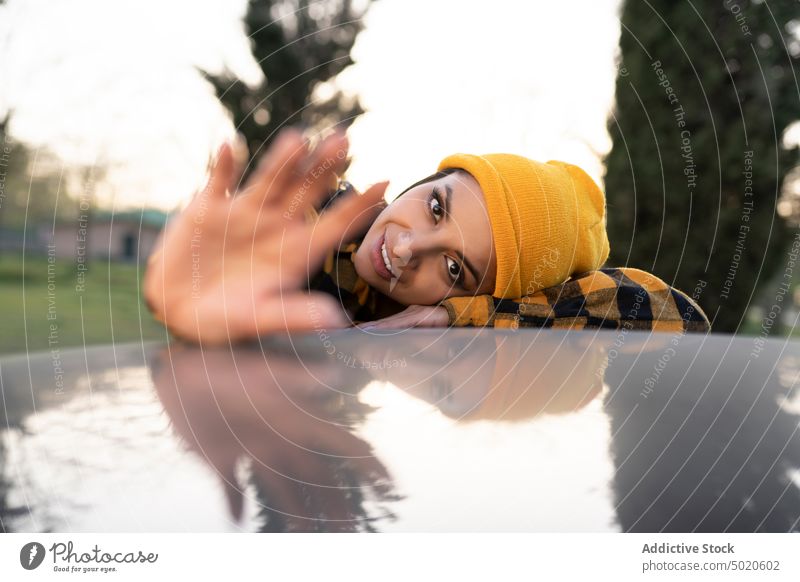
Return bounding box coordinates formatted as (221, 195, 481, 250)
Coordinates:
(361, 268, 711, 333)
(441, 267, 711, 332)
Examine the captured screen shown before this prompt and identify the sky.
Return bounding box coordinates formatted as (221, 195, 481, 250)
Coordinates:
(0, 0, 623, 211)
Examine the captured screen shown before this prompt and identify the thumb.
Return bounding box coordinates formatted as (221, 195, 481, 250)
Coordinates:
(253, 292, 351, 334)
(308, 180, 390, 259)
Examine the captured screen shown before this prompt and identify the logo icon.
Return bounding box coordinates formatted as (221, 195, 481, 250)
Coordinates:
(20, 542, 46, 570)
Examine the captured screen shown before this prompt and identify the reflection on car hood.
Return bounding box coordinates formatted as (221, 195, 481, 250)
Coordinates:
(1, 328, 799, 532)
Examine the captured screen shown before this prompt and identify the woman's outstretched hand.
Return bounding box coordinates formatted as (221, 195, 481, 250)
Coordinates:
(143, 128, 389, 343)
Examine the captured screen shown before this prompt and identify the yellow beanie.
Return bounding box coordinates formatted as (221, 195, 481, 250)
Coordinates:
(437, 154, 611, 298)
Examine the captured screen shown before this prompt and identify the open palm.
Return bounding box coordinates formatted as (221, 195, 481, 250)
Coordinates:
(144, 128, 388, 343)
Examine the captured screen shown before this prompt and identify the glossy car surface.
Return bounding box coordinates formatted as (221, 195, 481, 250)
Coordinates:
(1, 328, 798, 532)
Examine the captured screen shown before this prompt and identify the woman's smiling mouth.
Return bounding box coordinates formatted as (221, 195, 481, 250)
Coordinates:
(381, 239, 394, 274)
(372, 231, 396, 282)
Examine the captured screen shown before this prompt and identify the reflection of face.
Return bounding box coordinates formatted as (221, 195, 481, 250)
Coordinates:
(352, 170, 497, 305)
(411, 361, 496, 418)
(352, 333, 497, 417)
(347, 331, 609, 422)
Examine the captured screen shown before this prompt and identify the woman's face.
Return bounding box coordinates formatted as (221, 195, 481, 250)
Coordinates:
(352, 170, 497, 305)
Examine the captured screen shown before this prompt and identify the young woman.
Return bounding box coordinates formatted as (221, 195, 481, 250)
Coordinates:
(143, 127, 710, 343)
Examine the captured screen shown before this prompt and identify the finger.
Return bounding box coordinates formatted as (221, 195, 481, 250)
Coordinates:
(240, 135, 284, 193)
(307, 181, 389, 261)
(292, 131, 350, 214)
(212, 290, 349, 342)
(358, 316, 399, 330)
(230, 132, 250, 191)
(249, 292, 350, 336)
(363, 309, 444, 330)
(204, 142, 235, 199)
(244, 127, 308, 205)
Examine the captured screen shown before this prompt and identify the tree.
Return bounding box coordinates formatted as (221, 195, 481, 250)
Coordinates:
(205, 0, 373, 180)
(0, 116, 64, 235)
(604, 0, 800, 333)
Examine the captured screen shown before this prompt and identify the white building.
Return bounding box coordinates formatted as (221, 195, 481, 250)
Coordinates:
(42, 209, 168, 263)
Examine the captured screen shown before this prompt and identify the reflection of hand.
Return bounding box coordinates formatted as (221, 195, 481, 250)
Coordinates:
(143, 128, 389, 344)
(357, 304, 449, 330)
(151, 345, 397, 531)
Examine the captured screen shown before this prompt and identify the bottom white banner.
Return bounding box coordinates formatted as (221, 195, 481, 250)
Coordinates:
(0, 533, 797, 581)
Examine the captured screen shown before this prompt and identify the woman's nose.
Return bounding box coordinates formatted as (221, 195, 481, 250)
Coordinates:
(391, 227, 448, 273)
(391, 231, 415, 268)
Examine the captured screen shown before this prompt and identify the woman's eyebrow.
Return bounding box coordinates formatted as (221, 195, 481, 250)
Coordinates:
(443, 183, 481, 289)
(441, 183, 453, 221)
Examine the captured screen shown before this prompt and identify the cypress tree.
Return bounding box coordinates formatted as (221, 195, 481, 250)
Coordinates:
(604, 0, 800, 333)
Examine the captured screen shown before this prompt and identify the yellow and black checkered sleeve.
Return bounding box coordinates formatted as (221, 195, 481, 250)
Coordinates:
(439, 268, 711, 333)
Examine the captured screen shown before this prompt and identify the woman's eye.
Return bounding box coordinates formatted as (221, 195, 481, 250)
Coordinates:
(428, 190, 444, 221)
(446, 256, 462, 282)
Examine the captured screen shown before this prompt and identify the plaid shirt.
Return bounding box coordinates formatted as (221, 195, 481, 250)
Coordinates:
(309, 244, 711, 333)
(439, 267, 710, 333)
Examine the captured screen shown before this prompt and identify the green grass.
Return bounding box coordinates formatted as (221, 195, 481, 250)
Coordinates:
(0, 253, 167, 355)
(2, 251, 796, 355)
